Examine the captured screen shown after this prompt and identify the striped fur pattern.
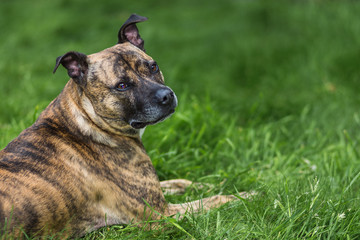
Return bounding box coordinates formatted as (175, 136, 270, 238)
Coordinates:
(0, 14, 235, 238)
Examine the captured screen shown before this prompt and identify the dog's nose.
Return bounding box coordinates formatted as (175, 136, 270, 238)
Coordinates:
(155, 88, 174, 106)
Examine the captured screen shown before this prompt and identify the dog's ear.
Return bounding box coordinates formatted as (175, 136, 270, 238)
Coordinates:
(53, 51, 88, 86)
(118, 14, 148, 51)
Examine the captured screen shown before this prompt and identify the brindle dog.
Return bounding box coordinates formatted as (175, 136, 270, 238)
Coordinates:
(0, 14, 239, 238)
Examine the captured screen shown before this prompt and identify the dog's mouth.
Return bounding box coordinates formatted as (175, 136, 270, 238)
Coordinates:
(130, 109, 175, 129)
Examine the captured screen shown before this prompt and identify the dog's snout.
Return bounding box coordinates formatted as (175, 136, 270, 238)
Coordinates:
(155, 88, 174, 106)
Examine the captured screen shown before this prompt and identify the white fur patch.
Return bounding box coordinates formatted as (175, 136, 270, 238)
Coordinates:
(139, 127, 146, 139)
(70, 96, 117, 147)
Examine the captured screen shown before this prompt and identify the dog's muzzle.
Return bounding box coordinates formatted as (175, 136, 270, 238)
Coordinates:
(130, 87, 177, 129)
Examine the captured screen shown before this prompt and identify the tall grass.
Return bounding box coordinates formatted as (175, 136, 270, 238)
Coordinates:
(1, 0, 360, 239)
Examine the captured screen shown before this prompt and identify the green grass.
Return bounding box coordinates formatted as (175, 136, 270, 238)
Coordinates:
(1, 0, 360, 239)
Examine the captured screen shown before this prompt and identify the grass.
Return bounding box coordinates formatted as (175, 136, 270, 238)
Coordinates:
(1, 0, 360, 239)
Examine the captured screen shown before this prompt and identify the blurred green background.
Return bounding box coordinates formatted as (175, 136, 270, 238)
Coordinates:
(1, 0, 360, 238)
(1, 0, 359, 128)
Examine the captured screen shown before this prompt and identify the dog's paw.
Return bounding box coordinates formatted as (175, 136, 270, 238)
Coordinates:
(236, 190, 258, 200)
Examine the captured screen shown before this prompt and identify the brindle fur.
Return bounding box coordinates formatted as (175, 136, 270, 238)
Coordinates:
(0, 14, 238, 238)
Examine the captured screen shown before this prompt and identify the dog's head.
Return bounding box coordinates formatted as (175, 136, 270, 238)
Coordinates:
(53, 14, 177, 137)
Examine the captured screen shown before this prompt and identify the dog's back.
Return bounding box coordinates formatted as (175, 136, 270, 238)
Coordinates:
(0, 93, 90, 237)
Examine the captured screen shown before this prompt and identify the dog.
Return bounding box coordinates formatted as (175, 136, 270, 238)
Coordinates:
(0, 14, 240, 238)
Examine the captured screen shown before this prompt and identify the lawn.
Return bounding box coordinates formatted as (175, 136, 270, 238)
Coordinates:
(1, 0, 360, 239)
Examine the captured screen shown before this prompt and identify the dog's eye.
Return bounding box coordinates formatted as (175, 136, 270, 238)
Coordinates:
(150, 63, 159, 73)
(116, 82, 128, 91)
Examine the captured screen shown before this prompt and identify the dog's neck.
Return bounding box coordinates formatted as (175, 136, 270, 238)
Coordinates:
(41, 80, 142, 147)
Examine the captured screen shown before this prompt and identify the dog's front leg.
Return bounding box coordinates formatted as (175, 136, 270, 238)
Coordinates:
(165, 195, 237, 216)
(160, 179, 218, 195)
(160, 179, 193, 195)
